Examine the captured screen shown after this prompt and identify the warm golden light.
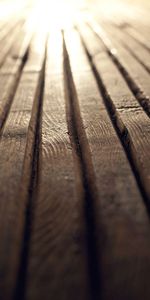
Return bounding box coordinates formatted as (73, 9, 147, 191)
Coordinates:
(28, 0, 88, 32)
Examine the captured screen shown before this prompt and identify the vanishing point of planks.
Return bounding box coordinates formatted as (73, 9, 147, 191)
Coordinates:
(0, 1, 150, 300)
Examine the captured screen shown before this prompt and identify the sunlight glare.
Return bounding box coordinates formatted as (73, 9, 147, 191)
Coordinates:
(33, 0, 87, 31)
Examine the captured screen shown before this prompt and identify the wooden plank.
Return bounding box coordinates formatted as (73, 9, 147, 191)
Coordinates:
(0, 31, 46, 300)
(0, 18, 16, 42)
(0, 3, 33, 62)
(0, 20, 25, 67)
(0, 15, 24, 44)
(125, 26, 150, 51)
(111, 18, 150, 39)
(130, 23, 150, 40)
(0, 5, 38, 69)
(102, 22, 150, 73)
(87, 18, 150, 115)
(104, 8, 150, 35)
(78, 22, 150, 200)
(25, 31, 90, 300)
(64, 28, 150, 300)
(0, 21, 34, 130)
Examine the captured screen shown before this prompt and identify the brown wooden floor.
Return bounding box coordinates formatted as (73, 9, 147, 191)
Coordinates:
(0, 0, 150, 299)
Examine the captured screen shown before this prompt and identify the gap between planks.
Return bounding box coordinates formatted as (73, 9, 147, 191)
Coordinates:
(0, 31, 47, 300)
(76, 21, 150, 209)
(86, 17, 150, 117)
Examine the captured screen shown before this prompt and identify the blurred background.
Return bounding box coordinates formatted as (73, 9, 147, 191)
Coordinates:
(0, 0, 149, 35)
(0, 0, 149, 16)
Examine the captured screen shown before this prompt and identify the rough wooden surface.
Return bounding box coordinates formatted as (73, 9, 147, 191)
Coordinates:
(0, 1, 150, 300)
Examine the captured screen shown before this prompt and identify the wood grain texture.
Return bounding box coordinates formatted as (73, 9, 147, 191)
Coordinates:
(64, 28, 150, 300)
(0, 22, 34, 130)
(0, 1, 150, 299)
(87, 20, 150, 114)
(78, 23, 150, 201)
(0, 31, 46, 300)
(102, 22, 150, 73)
(0, 20, 25, 67)
(25, 31, 90, 300)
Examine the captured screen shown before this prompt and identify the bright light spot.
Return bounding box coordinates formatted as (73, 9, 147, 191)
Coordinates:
(28, 0, 88, 32)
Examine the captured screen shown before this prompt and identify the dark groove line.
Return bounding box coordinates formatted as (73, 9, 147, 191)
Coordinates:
(0, 46, 29, 134)
(62, 31, 101, 300)
(13, 43, 47, 300)
(112, 22, 150, 52)
(87, 22, 150, 118)
(126, 29, 150, 52)
(77, 27, 150, 214)
(0, 20, 25, 68)
(117, 41, 150, 74)
(104, 25, 150, 74)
